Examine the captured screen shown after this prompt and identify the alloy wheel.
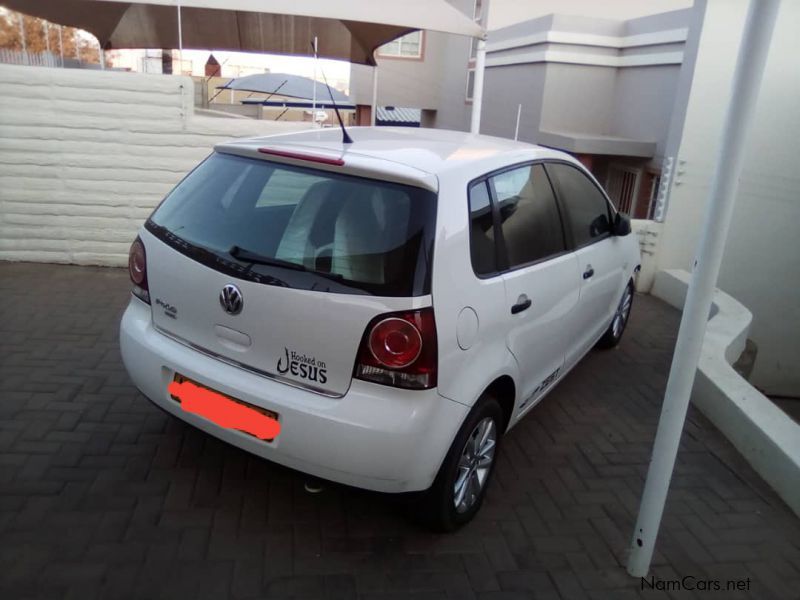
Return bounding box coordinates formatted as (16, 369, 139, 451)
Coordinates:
(453, 417, 496, 513)
(612, 286, 633, 339)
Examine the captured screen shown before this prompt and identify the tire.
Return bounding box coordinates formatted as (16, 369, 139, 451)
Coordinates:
(418, 395, 504, 532)
(597, 281, 634, 349)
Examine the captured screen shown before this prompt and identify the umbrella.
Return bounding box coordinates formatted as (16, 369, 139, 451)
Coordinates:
(219, 73, 352, 104)
(2, 0, 484, 66)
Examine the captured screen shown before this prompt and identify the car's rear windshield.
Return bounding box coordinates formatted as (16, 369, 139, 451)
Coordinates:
(146, 152, 437, 296)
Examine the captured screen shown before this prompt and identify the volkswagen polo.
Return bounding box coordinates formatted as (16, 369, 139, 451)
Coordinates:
(120, 127, 640, 530)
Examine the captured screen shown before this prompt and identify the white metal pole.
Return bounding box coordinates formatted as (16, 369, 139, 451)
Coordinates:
(312, 36, 318, 127)
(58, 25, 64, 67)
(99, 40, 105, 69)
(18, 14, 28, 64)
(514, 103, 522, 140)
(370, 65, 378, 126)
(626, 0, 780, 578)
(470, 0, 490, 134)
(177, 1, 183, 74)
(470, 39, 486, 134)
(44, 21, 50, 55)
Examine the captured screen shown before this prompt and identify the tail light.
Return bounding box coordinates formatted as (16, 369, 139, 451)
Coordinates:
(128, 237, 150, 304)
(354, 308, 437, 390)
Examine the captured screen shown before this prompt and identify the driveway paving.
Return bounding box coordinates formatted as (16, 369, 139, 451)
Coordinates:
(1, 262, 798, 599)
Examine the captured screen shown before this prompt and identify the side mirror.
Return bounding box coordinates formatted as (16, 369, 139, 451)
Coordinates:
(613, 212, 632, 236)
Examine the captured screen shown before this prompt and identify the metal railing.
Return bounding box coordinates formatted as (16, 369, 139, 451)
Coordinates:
(0, 49, 62, 67)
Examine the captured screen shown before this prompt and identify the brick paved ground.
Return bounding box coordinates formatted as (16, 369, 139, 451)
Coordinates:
(1, 262, 798, 600)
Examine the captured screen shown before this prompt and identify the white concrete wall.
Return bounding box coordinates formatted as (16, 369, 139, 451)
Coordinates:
(652, 270, 800, 518)
(0, 64, 308, 267)
(608, 64, 681, 164)
(478, 63, 547, 141)
(451, 9, 689, 167)
(656, 0, 800, 396)
(631, 219, 662, 292)
(487, 0, 693, 29)
(349, 30, 448, 111)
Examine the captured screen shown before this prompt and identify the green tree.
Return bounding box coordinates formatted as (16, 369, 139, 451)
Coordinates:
(0, 8, 101, 63)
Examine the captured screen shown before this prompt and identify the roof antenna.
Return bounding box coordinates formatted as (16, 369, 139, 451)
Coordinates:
(312, 41, 353, 145)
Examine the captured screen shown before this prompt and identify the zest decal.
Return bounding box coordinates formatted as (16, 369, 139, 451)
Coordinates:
(520, 367, 561, 409)
(533, 367, 560, 397)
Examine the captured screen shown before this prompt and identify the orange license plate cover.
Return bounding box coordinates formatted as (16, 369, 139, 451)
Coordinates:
(169, 374, 280, 441)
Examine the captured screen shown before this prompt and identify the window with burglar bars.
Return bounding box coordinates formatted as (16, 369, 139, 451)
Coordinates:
(643, 173, 662, 219)
(606, 165, 640, 214)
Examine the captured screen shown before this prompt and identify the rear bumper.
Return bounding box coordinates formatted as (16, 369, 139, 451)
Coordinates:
(119, 297, 467, 493)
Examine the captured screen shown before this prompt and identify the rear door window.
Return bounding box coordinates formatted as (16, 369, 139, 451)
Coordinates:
(148, 152, 436, 296)
(545, 162, 612, 247)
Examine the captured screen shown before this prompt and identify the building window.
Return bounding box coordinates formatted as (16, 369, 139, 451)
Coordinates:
(607, 165, 664, 219)
(639, 172, 662, 219)
(378, 31, 423, 59)
(647, 174, 662, 219)
(466, 69, 475, 102)
(606, 165, 641, 214)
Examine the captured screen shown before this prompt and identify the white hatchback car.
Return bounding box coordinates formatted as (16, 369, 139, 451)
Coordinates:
(120, 127, 640, 530)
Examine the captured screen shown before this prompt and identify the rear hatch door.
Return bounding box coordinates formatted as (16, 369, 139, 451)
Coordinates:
(142, 150, 436, 397)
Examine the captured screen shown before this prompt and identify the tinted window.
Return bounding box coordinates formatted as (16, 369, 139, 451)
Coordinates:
(490, 164, 565, 268)
(468, 181, 496, 275)
(546, 163, 612, 247)
(148, 152, 436, 296)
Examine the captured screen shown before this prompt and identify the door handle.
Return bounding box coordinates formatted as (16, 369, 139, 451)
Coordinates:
(511, 294, 532, 314)
(583, 265, 595, 280)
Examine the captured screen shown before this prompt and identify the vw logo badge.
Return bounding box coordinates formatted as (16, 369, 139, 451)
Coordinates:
(219, 284, 243, 315)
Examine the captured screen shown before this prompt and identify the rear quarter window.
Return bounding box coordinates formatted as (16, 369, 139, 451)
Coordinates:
(468, 181, 497, 276)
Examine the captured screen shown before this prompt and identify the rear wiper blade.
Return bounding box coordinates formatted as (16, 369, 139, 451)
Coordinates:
(228, 246, 344, 281)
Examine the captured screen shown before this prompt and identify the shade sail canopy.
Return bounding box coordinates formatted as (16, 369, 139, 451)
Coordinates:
(219, 73, 352, 104)
(3, 0, 484, 66)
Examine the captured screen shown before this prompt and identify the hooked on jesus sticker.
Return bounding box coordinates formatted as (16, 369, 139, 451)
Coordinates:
(276, 347, 328, 384)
